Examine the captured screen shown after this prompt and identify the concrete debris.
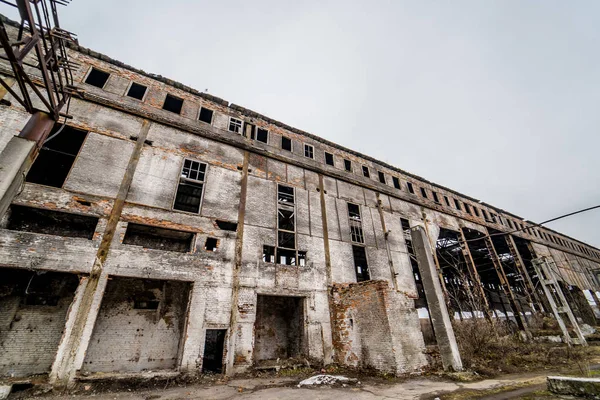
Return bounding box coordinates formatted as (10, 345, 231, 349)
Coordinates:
(547, 376, 600, 398)
(298, 375, 359, 387)
(580, 324, 597, 337)
(0, 385, 11, 400)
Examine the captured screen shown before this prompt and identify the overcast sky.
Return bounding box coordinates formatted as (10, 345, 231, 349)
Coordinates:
(11, 1, 600, 247)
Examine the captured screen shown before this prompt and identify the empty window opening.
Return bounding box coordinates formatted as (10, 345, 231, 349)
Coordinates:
(162, 94, 184, 114)
(254, 295, 305, 364)
(215, 220, 238, 231)
(202, 329, 226, 373)
(199, 107, 214, 124)
(26, 125, 87, 188)
(325, 152, 334, 166)
(482, 209, 489, 221)
(85, 67, 110, 88)
(126, 82, 147, 100)
(205, 237, 218, 251)
(256, 127, 268, 143)
(278, 208, 295, 232)
(344, 159, 352, 172)
(348, 202, 364, 243)
(123, 223, 194, 253)
(0, 268, 80, 376)
(82, 277, 190, 374)
(432, 191, 440, 203)
(378, 171, 386, 184)
(464, 203, 471, 215)
(281, 136, 292, 151)
(393, 176, 401, 189)
(263, 245, 276, 263)
(278, 184, 295, 204)
(420, 187, 428, 199)
(278, 231, 296, 249)
(352, 245, 370, 282)
(304, 144, 314, 159)
(362, 166, 370, 178)
(490, 213, 497, 223)
(4, 205, 98, 239)
(444, 196, 451, 207)
(277, 247, 297, 265)
(453, 198, 461, 210)
(173, 159, 206, 213)
(228, 117, 243, 133)
(473, 207, 480, 217)
(407, 182, 415, 194)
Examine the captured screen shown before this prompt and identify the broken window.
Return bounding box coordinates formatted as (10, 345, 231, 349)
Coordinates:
(263, 245, 276, 263)
(464, 203, 471, 214)
(352, 245, 370, 282)
(348, 202, 364, 243)
(5, 205, 98, 239)
(362, 166, 370, 178)
(229, 117, 243, 133)
(490, 213, 497, 223)
(199, 107, 214, 124)
(205, 237, 218, 251)
(304, 144, 314, 159)
(278, 184, 295, 204)
(453, 198, 461, 210)
(407, 182, 415, 194)
(432, 191, 440, 203)
(444, 196, 451, 207)
(123, 223, 194, 253)
(173, 159, 206, 213)
(393, 176, 401, 189)
(85, 67, 110, 88)
(278, 231, 296, 249)
(344, 159, 352, 172)
(325, 152, 334, 166)
(278, 208, 295, 231)
(266, 184, 305, 266)
(126, 82, 147, 100)
(162, 94, 184, 114)
(378, 171, 386, 184)
(298, 251, 307, 267)
(215, 220, 237, 231)
(256, 128, 268, 143)
(277, 248, 297, 265)
(420, 187, 428, 199)
(281, 136, 292, 151)
(26, 125, 87, 188)
(482, 209, 489, 221)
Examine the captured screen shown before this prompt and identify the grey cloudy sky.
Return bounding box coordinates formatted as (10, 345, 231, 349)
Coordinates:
(18, 1, 600, 246)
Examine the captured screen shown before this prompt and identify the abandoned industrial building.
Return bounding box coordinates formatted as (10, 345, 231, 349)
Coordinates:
(1, 16, 600, 389)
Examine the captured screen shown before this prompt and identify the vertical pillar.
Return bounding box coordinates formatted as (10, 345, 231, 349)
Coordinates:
(411, 226, 462, 371)
(179, 283, 207, 372)
(506, 235, 546, 313)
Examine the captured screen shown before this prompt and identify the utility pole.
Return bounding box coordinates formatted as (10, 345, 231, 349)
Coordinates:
(0, 0, 77, 217)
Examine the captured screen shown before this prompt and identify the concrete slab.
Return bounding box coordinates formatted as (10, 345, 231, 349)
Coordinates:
(547, 375, 600, 397)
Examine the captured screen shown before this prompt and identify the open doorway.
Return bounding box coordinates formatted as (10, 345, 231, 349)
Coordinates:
(202, 329, 226, 373)
(254, 295, 305, 363)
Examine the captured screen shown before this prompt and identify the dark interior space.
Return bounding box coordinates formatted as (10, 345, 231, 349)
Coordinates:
(85, 68, 110, 88)
(254, 295, 304, 362)
(162, 94, 184, 114)
(4, 205, 98, 239)
(202, 329, 226, 373)
(126, 82, 147, 100)
(352, 245, 370, 282)
(26, 125, 88, 188)
(122, 223, 194, 253)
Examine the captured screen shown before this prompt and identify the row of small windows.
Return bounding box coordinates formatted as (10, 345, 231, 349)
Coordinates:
(83, 68, 600, 259)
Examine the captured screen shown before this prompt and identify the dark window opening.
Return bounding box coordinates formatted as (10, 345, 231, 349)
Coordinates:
(199, 107, 214, 124)
(174, 159, 206, 213)
(216, 220, 238, 231)
(5, 205, 98, 239)
(490, 213, 497, 223)
(464, 203, 471, 214)
(407, 182, 415, 194)
(278, 209, 295, 231)
(453, 198, 461, 210)
(325, 152, 334, 166)
(393, 176, 401, 189)
(162, 94, 184, 114)
(304, 144, 314, 159)
(348, 203, 361, 220)
(348, 203, 364, 243)
(352, 245, 370, 282)
(256, 128, 268, 143)
(344, 159, 352, 172)
(263, 245, 276, 263)
(2, 269, 79, 308)
(202, 329, 226, 373)
(123, 223, 194, 253)
(507, 219, 514, 229)
(432, 191, 440, 203)
(134, 299, 160, 310)
(26, 125, 87, 188)
(473, 207, 480, 217)
(281, 137, 292, 151)
(126, 82, 147, 100)
(277, 248, 297, 265)
(378, 171, 386, 184)
(85, 67, 110, 88)
(278, 231, 295, 249)
(482, 209, 489, 221)
(278, 184, 295, 204)
(420, 187, 428, 199)
(444, 196, 451, 207)
(362, 166, 370, 178)
(205, 237, 218, 251)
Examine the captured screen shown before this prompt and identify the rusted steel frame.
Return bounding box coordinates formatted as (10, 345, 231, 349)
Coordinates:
(52, 120, 151, 388)
(483, 234, 528, 331)
(0, 23, 33, 111)
(458, 228, 494, 323)
(227, 150, 249, 370)
(0, 74, 28, 109)
(376, 193, 397, 290)
(506, 234, 545, 313)
(318, 174, 332, 286)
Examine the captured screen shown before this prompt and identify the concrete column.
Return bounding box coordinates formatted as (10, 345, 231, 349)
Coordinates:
(179, 283, 206, 372)
(411, 225, 463, 371)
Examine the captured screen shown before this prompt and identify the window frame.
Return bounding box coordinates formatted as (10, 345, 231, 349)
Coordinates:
(198, 106, 214, 124)
(228, 117, 243, 134)
(392, 176, 401, 190)
(256, 127, 269, 144)
(125, 81, 148, 101)
(378, 171, 386, 184)
(362, 165, 370, 178)
(281, 136, 292, 152)
(304, 143, 314, 159)
(343, 159, 352, 172)
(84, 67, 110, 89)
(325, 152, 335, 166)
(172, 158, 208, 214)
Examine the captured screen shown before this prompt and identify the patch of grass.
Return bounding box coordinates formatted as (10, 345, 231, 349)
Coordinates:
(276, 367, 313, 377)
